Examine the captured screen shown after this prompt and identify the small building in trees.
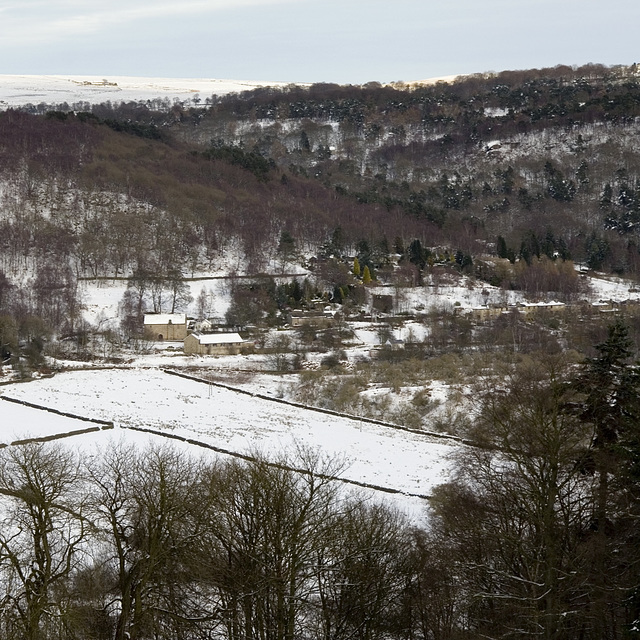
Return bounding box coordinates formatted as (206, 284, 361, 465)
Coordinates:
(517, 301, 566, 316)
(143, 313, 188, 341)
(289, 309, 335, 328)
(184, 332, 246, 356)
(193, 318, 213, 332)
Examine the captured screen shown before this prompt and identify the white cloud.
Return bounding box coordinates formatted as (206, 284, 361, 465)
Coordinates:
(0, 0, 306, 45)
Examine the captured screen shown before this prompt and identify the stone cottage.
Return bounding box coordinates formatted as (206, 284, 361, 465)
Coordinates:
(143, 313, 188, 341)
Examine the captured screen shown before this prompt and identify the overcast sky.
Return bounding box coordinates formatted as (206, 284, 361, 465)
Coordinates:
(1, 0, 638, 84)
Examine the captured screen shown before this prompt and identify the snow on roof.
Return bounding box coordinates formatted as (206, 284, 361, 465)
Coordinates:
(191, 332, 244, 345)
(143, 313, 187, 325)
(519, 301, 565, 307)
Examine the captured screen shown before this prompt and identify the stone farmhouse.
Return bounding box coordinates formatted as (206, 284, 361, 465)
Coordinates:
(143, 313, 188, 341)
(289, 309, 334, 328)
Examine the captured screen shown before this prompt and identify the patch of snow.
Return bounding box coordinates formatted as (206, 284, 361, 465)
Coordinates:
(484, 108, 509, 117)
(584, 273, 640, 302)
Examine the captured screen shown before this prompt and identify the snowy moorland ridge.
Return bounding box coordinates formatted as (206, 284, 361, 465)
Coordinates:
(0, 74, 296, 109)
(0, 73, 460, 109)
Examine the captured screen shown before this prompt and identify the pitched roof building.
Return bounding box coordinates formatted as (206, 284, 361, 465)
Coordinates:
(143, 313, 188, 340)
(184, 332, 246, 355)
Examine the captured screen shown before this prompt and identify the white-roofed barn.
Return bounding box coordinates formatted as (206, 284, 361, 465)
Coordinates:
(184, 332, 246, 355)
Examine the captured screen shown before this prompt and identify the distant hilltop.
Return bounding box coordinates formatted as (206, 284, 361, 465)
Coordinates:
(0, 74, 298, 108)
(0, 74, 461, 109)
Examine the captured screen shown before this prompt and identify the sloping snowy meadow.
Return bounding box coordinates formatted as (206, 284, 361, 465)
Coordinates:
(1, 368, 461, 520)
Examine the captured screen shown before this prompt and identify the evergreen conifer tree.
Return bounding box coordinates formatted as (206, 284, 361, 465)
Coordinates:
(496, 235, 508, 259)
(573, 320, 640, 637)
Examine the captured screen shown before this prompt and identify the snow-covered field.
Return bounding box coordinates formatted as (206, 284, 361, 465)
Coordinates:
(1, 397, 110, 442)
(584, 272, 640, 301)
(1, 368, 459, 520)
(0, 75, 294, 109)
(0, 74, 459, 111)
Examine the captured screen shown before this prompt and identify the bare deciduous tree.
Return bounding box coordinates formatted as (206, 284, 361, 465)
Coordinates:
(0, 444, 87, 640)
(87, 443, 213, 640)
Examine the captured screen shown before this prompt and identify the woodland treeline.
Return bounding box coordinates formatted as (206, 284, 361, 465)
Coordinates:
(1, 321, 639, 640)
(0, 110, 433, 280)
(190, 64, 640, 274)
